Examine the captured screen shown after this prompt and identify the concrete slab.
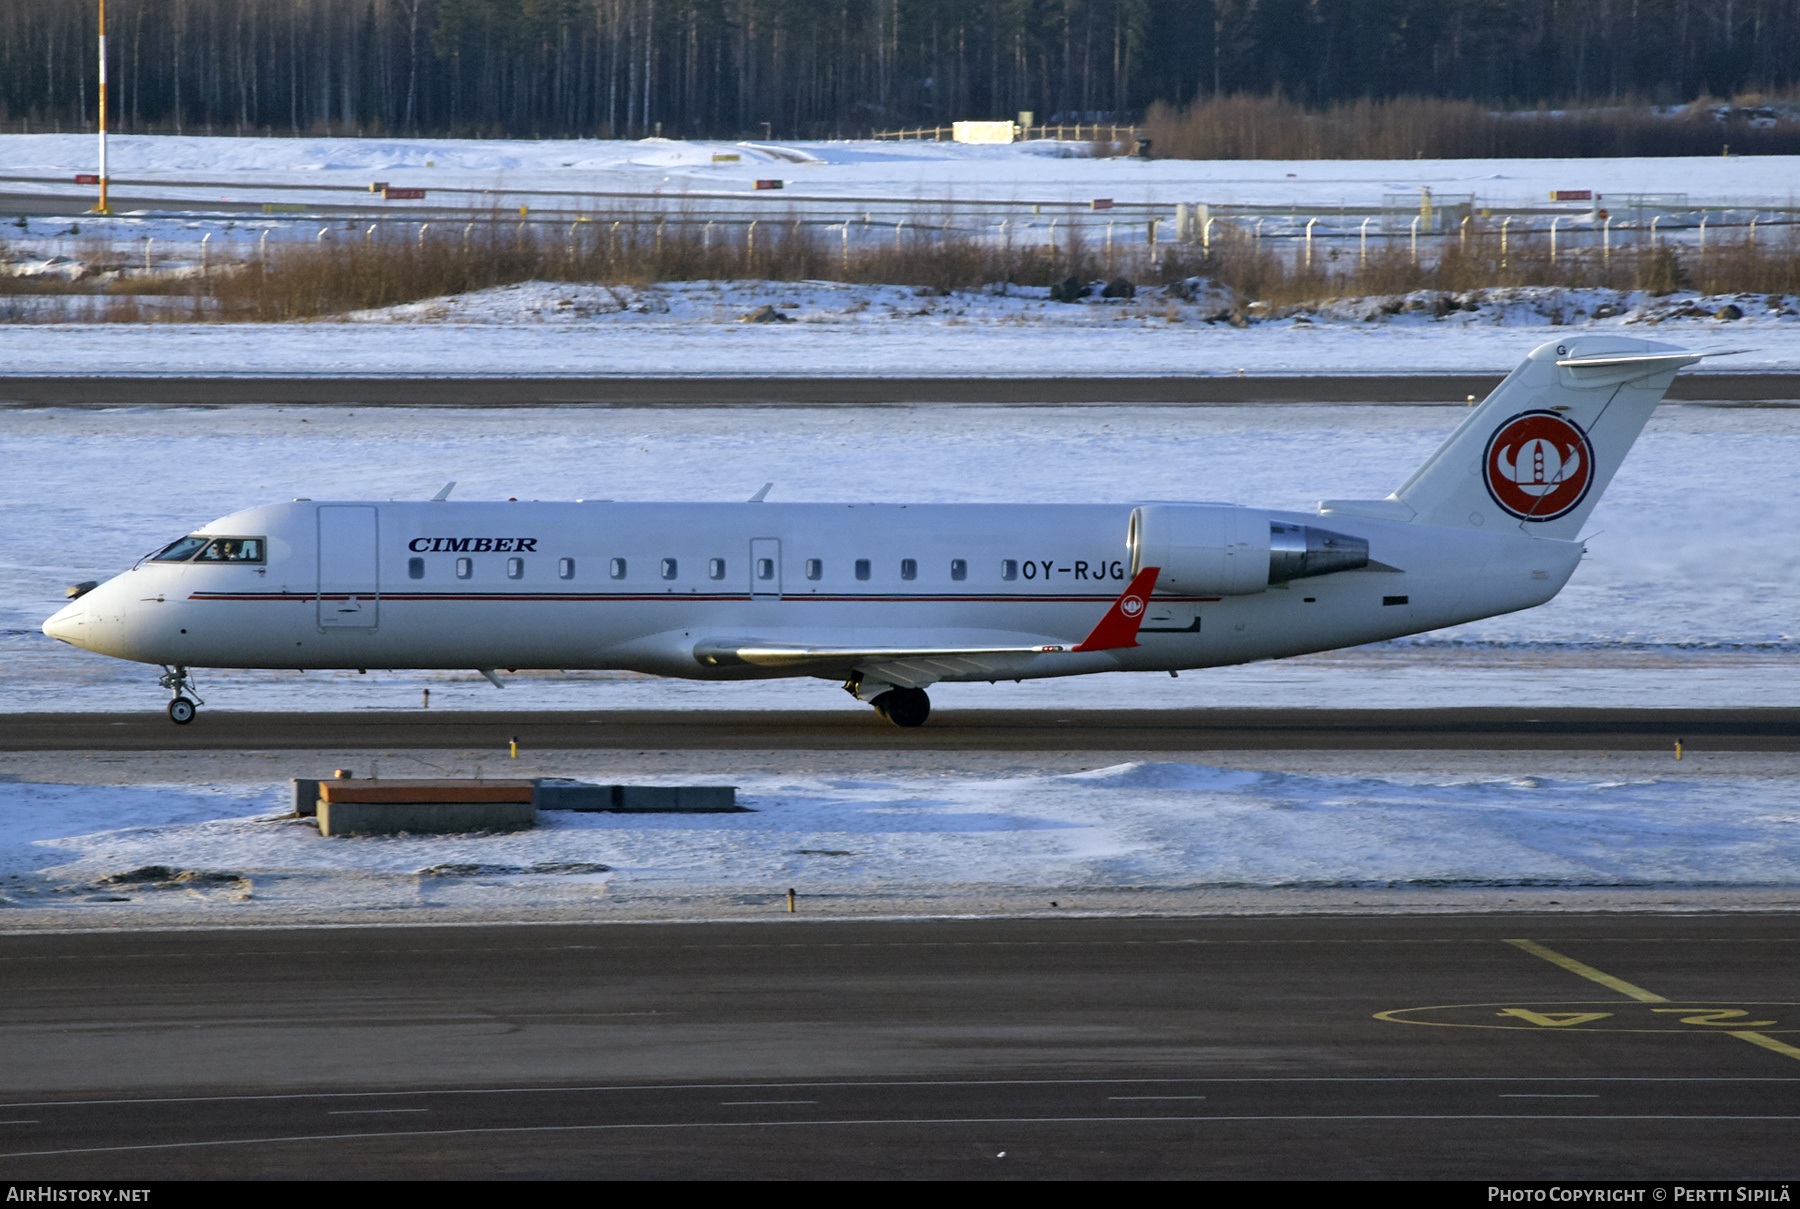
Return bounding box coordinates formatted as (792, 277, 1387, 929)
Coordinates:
(321, 779, 535, 804)
(534, 783, 741, 812)
(316, 799, 536, 837)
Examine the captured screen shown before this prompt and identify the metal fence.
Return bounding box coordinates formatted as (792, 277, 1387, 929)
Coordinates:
(871, 123, 1142, 144)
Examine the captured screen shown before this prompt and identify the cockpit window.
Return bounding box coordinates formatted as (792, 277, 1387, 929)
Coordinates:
(151, 536, 266, 563)
(150, 536, 212, 562)
(195, 537, 265, 563)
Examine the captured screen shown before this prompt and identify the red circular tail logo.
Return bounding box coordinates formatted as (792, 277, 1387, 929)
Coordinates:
(1121, 595, 1144, 617)
(1484, 411, 1595, 521)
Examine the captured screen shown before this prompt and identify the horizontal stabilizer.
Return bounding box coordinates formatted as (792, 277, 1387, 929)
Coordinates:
(1554, 351, 1706, 368)
(1554, 350, 1703, 388)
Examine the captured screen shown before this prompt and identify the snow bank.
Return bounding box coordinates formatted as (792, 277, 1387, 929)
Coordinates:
(6, 763, 1797, 910)
(5, 277, 1800, 376)
(4, 133, 1795, 210)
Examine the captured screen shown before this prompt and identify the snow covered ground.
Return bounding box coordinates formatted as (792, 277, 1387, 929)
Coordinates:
(4, 399, 1795, 714)
(3, 278, 1799, 376)
(6, 134, 1798, 369)
(4, 752, 1798, 925)
(5, 136, 1793, 924)
(3, 132, 1789, 314)
(1, 132, 1790, 211)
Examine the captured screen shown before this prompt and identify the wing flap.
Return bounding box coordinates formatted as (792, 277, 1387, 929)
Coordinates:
(693, 639, 1072, 670)
(693, 567, 1163, 673)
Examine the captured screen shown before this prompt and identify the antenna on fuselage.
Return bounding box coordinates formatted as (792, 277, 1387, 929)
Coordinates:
(430, 481, 456, 502)
(747, 482, 773, 503)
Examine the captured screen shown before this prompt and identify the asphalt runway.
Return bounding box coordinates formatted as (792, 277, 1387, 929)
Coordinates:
(0, 915, 1794, 1179)
(5, 707, 1795, 752)
(3, 374, 1800, 406)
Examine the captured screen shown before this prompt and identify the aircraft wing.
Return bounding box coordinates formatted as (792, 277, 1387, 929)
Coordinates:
(693, 567, 1161, 676)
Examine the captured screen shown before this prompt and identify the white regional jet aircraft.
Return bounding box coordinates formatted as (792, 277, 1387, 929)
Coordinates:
(44, 335, 1709, 727)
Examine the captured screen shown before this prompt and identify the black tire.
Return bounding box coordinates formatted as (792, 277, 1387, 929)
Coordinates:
(167, 698, 196, 725)
(872, 687, 930, 728)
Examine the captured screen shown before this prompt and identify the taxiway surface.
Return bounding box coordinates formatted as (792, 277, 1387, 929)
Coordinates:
(0, 915, 1794, 1179)
(6, 707, 1796, 752)
(3, 373, 1799, 405)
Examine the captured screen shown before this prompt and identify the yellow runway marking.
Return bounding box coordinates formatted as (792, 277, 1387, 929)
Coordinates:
(1505, 938, 1800, 1064)
(1503, 939, 1668, 1002)
(1375, 1000, 1797, 1032)
(1728, 1030, 1800, 1061)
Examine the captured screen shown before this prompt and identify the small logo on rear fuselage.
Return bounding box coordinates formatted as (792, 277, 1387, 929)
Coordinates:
(1483, 411, 1594, 521)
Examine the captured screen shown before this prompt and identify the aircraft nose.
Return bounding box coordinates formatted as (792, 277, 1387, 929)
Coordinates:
(42, 599, 88, 646)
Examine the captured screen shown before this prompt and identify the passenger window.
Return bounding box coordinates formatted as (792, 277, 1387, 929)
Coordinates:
(900, 558, 917, 581)
(756, 558, 774, 581)
(805, 559, 822, 581)
(559, 558, 575, 580)
(855, 559, 871, 581)
(950, 559, 967, 581)
(708, 558, 726, 580)
(1001, 559, 1018, 581)
(609, 558, 627, 580)
(455, 557, 472, 580)
(507, 557, 524, 580)
(408, 557, 425, 580)
(150, 536, 213, 562)
(661, 558, 678, 580)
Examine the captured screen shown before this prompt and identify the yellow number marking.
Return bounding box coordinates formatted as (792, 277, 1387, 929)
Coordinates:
(1507, 939, 1800, 1064)
(1649, 1008, 1778, 1027)
(1495, 1009, 1616, 1027)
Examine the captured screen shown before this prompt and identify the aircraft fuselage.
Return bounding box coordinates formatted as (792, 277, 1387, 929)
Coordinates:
(49, 499, 1580, 682)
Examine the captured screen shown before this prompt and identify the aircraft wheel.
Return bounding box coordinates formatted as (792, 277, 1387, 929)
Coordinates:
(167, 697, 197, 725)
(873, 687, 930, 728)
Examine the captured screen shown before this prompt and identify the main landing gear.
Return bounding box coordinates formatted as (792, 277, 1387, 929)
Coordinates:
(871, 687, 931, 728)
(845, 674, 932, 727)
(158, 665, 202, 725)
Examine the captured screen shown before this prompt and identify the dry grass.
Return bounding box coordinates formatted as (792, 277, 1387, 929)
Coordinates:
(1141, 95, 1800, 160)
(50, 215, 1135, 321)
(1171, 224, 1800, 307)
(5, 211, 1800, 322)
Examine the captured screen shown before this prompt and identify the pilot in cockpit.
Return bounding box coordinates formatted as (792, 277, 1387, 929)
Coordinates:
(195, 538, 260, 562)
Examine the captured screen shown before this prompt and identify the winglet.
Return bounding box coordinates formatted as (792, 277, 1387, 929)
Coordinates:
(1072, 566, 1160, 652)
(430, 481, 456, 502)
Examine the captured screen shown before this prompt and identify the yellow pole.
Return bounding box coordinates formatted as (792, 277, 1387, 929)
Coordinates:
(95, 0, 109, 214)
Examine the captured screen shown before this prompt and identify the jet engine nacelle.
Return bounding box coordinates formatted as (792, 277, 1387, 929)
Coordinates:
(1128, 505, 1369, 595)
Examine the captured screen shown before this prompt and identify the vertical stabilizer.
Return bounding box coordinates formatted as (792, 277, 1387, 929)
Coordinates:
(1371, 336, 1699, 539)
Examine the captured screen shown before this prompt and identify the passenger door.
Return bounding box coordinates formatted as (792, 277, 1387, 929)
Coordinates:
(750, 538, 782, 599)
(317, 506, 380, 628)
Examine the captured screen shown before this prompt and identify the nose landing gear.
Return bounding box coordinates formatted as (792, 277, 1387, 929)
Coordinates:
(158, 665, 202, 725)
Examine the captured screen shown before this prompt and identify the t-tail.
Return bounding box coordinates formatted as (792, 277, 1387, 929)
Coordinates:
(1323, 336, 1707, 540)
